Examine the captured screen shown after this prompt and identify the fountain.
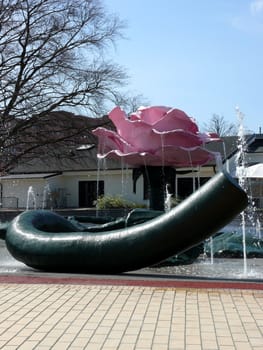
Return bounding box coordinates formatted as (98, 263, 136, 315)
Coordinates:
(42, 184, 52, 210)
(164, 184, 172, 212)
(2, 106, 248, 273)
(202, 108, 263, 278)
(26, 186, 37, 210)
(256, 219, 261, 240)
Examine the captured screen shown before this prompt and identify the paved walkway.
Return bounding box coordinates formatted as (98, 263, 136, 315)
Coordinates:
(0, 281, 262, 350)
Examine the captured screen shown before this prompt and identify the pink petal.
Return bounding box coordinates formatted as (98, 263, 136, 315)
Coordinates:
(201, 132, 222, 143)
(97, 150, 149, 167)
(153, 108, 199, 133)
(153, 129, 203, 147)
(94, 125, 164, 153)
(108, 108, 163, 151)
(94, 106, 221, 167)
(130, 106, 171, 124)
(108, 107, 152, 147)
(108, 106, 128, 138)
(154, 146, 216, 167)
(92, 128, 135, 154)
(97, 144, 218, 168)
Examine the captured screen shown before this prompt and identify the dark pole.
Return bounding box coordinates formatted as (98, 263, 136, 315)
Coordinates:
(146, 166, 176, 211)
(147, 166, 165, 211)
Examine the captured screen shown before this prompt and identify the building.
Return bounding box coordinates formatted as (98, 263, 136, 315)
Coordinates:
(0, 112, 262, 211)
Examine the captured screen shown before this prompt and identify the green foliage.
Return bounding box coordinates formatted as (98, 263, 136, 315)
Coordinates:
(96, 195, 146, 210)
(170, 196, 181, 208)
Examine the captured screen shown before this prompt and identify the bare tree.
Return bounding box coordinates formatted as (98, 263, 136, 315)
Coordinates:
(0, 0, 127, 173)
(203, 114, 237, 136)
(112, 92, 150, 115)
(1, 111, 115, 173)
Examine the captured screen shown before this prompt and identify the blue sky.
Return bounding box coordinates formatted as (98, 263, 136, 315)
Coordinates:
(105, 0, 263, 133)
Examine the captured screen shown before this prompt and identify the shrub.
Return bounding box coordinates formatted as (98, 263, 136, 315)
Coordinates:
(96, 195, 146, 210)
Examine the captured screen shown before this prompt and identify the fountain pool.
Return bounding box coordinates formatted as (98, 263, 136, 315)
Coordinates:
(0, 238, 262, 281)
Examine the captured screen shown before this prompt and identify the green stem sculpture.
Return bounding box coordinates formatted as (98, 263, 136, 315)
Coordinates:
(6, 171, 248, 273)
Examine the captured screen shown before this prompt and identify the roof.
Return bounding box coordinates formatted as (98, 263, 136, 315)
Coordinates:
(208, 134, 263, 163)
(6, 112, 121, 174)
(0, 173, 60, 180)
(8, 146, 122, 174)
(4, 111, 263, 175)
(247, 135, 263, 153)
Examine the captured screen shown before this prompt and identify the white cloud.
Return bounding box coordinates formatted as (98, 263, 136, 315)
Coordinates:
(231, 1, 263, 34)
(250, 0, 263, 16)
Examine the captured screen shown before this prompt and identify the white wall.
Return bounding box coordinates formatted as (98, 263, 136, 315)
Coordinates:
(0, 175, 69, 209)
(8, 160, 262, 210)
(103, 171, 147, 206)
(62, 170, 148, 207)
(23, 170, 148, 208)
(1, 178, 48, 208)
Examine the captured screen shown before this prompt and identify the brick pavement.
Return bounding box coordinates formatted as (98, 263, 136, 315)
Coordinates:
(0, 283, 262, 350)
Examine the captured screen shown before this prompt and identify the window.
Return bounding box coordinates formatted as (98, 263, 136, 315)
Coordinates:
(79, 181, 104, 207)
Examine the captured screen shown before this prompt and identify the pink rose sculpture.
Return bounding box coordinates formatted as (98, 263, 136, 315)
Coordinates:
(92, 106, 221, 167)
